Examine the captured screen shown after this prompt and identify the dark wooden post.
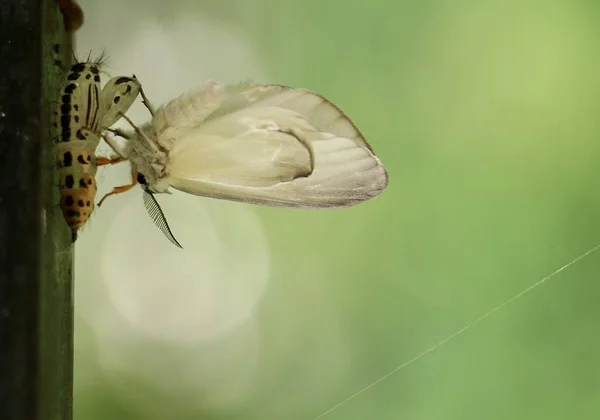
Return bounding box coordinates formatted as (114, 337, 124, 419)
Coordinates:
(0, 1, 74, 419)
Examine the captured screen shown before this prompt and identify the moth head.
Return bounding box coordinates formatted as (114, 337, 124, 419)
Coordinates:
(137, 171, 170, 195)
(125, 124, 167, 189)
(137, 172, 148, 186)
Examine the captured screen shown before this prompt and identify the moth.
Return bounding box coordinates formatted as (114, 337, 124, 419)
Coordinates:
(53, 57, 141, 241)
(102, 81, 389, 247)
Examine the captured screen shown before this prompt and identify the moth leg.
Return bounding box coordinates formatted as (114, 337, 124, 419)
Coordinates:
(101, 132, 128, 159)
(105, 128, 131, 140)
(98, 167, 138, 207)
(138, 83, 156, 116)
(119, 112, 143, 134)
(97, 156, 126, 166)
(118, 112, 162, 154)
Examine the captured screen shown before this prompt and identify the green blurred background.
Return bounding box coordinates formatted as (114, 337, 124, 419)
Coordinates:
(73, 0, 600, 419)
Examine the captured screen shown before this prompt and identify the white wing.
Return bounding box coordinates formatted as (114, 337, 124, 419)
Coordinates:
(152, 80, 225, 150)
(160, 85, 388, 208)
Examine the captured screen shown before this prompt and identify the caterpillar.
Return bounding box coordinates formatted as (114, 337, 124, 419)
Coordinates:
(53, 57, 141, 241)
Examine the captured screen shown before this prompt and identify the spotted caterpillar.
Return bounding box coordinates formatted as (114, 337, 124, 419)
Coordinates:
(53, 58, 140, 241)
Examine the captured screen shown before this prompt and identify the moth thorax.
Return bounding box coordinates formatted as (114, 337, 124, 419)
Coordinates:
(131, 156, 165, 189)
(127, 135, 167, 187)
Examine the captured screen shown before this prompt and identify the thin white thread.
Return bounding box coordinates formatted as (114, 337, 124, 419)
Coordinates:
(311, 243, 600, 420)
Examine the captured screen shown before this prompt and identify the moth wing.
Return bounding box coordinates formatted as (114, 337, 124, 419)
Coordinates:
(162, 88, 387, 208)
(158, 82, 373, 148)
(100, 75, 141, 128)
(214, 83, 373, 149)
(152, 80, 225, 148)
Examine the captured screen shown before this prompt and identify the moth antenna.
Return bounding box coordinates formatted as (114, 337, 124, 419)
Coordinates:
(106, 127, 132, 140)
(119, 112, 161, 154)
(142, 188, 183, 248)
(138, 83, 156, 116)
(101, 133, 127, 159)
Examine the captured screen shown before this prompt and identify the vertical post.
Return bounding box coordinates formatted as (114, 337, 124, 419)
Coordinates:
(0, 1, 74, 420)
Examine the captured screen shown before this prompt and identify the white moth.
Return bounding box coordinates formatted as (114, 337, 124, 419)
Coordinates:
(104, 81, 389, 247)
